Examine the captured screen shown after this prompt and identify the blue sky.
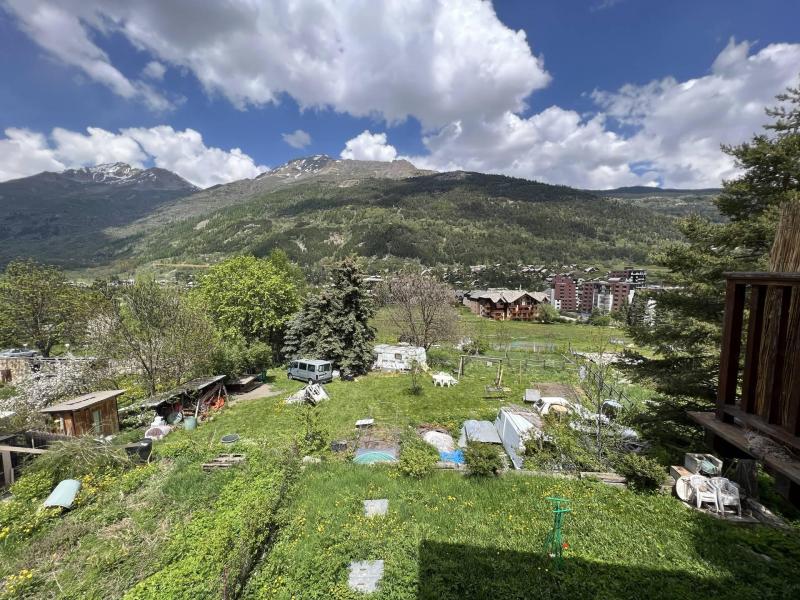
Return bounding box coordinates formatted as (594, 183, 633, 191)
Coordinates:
(1, 0, 798, 188)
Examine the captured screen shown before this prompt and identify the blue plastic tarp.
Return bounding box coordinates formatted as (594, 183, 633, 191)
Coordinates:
(439, 449, 465, 464)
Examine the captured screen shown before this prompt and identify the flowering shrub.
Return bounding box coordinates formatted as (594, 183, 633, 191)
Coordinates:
(0, 568, 36, 599)
(0, 358, 117, 430)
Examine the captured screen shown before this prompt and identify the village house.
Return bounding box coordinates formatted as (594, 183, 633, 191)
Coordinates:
(463, 289, 549, 321)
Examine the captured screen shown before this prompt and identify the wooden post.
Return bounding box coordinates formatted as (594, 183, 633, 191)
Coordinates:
(741, 284, 765, 414)
(763, 285, 791, 425)
(2, 450, 13, 486)
(717, 280, 746, 421)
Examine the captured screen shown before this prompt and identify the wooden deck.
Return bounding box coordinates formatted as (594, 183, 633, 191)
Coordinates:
(691, 272, 800, 504)
(689, 412, 800, 487)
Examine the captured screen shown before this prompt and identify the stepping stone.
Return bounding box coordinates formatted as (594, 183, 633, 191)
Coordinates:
(348, 560, 384, 593)
(363, 499, 388, 517)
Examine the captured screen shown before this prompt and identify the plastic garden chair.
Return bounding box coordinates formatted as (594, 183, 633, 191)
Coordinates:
(709, 477, 741, 517)
(689, 474, 720, 513)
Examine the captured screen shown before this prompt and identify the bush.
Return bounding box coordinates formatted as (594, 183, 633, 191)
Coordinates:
(426, 348, 456, 372)
(209, 336, 273, 378)
(464, 442, 503, 477)
(398, 433, 439, 478)
(462, 338, 489, 355)
(298, 405, 328, 456)
(615, 453, 665, 492)
(27, 437, 132, 486)
(9, 471, 52, 501)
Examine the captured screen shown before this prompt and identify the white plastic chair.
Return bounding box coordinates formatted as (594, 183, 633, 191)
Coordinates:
(710, 477, 741, 517)
(689, 475, 720, 513)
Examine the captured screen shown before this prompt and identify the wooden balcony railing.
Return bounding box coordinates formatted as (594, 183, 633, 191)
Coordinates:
(717, 272, 800, 438)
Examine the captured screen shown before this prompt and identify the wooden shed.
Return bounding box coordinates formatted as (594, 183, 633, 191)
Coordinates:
(40, 390, 124, 437)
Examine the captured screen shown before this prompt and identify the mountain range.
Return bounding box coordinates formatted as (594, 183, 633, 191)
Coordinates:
(0, 163, 197, 266)
(0, 156, 720, 272)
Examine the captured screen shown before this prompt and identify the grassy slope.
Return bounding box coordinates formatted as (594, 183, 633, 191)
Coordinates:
(244, 463, 800, 600)
(3, 318, 799, 598)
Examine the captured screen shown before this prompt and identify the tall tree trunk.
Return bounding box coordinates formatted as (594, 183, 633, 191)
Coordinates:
(755, 196, 800, 425)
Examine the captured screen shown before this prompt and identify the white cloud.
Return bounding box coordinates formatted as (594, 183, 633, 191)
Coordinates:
(0, 126, 267, 188)
(412, 39, 800, 188)
(341, 130, 398, 161)
(0, 128, 65, 181)
(282, 129, 312, 149)
(5, 0, 799, 189)
(3, 0, 173, 111)
(3, 0, 548, 126)
(50, 127, 148, 167)
(121, 126, 268, 186)
(142, 61, 167, 81)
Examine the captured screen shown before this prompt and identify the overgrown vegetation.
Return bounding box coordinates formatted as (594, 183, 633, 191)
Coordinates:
(464, 442, 503, 477)
(397, 431, 439, 478)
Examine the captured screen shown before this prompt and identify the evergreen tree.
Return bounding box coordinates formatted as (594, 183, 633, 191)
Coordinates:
(282, 257, 375, 377)
(627, 81, 800, 400)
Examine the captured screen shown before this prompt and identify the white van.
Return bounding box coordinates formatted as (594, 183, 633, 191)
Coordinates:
(287, 359, 333, 383)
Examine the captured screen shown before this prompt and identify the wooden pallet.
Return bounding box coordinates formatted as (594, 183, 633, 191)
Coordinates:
(202, 453, 246, 471)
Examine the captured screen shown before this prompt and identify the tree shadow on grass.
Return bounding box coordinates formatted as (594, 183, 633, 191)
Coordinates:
(417, 538, 784, 600)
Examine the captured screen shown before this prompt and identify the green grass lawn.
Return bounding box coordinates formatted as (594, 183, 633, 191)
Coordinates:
(374, 308, 631, 353)
(243, 463, 800, 600)
(3, 315, 798, 599)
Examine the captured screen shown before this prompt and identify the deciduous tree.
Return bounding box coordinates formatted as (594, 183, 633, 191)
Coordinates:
(0, 259, 90, 357)
(379, 274, 459, 350)
(90, 277, 216, 396)
(194, 251, 303, 354)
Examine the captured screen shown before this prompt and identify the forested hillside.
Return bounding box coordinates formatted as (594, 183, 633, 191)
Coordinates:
(130, 171, 681, 269)
(591, 187, 723, 222)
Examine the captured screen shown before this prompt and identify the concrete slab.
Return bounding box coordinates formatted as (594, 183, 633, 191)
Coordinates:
(363, 499, 388, 517)
(348, 560, 384, 593)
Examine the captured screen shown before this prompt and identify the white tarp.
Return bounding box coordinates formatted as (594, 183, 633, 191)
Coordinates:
(457, 420, 502, 447)
(494, 407, 541, 469)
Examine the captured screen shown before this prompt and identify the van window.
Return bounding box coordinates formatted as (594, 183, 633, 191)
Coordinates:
(299, 363, 308, 371)
(290, 361, 297, 369)
(318, 364, 330, 372)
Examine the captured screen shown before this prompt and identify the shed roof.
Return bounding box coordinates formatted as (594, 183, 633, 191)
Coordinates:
(141, 375, 226, 408)
(40, 390, 125, 414)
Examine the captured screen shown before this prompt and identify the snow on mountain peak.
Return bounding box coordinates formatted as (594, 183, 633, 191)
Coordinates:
(63, 162, 143, 184)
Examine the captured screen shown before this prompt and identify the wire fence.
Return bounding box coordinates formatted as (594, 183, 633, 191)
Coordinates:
(562, 352, 632, 407)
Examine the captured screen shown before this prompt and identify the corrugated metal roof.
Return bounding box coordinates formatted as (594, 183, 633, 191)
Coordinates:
(141, 375, 226, 408)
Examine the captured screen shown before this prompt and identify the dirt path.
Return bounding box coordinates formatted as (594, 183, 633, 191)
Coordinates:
(228, 382, 282, 405)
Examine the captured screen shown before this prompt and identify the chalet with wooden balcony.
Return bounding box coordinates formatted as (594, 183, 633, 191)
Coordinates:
(463, 289, 549, 321)
(690, 272, 800, 504)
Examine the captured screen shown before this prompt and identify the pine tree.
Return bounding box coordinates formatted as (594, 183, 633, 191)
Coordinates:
(627, 80, 800, 401)
(281, 257, 375, 376)
(331, 258, 376, 376)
